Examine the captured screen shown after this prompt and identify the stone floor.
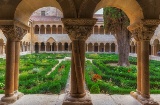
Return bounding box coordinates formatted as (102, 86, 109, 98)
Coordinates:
(1, 94, 160, 105)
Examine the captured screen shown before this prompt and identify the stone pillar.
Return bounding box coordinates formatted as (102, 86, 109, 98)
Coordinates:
(45, 26, 46, 34)
(131, 45, 134, 53)
(129, 19, 160, 105)
(51, 25, 52, 34)
(68, 44, 70, 52)
(86, 44, 88, 52)
(104, 44, 105, 52)
(98, 43, 99, 52)
(38, 43, 41, 52)
(109, 43, 111, 52)
(57, 44, 59, 52)
(62, 18, 96, 105)
(0, 25, 27, 104)
(92, 44, 94, 52)
(141, 40, 150, 98)
(44, 43, 46, 52)
(135, 44, 137, 54)
(62, 43, 64, 51)
(50, 45, 52, 51)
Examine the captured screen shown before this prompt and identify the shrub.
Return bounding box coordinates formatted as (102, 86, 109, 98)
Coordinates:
(90, 84, 100, 94)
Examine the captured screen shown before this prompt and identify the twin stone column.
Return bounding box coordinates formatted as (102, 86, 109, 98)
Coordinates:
(62, 18, 97, 105)
(0, 25, 27, 104)
(129, 19, 160, 105)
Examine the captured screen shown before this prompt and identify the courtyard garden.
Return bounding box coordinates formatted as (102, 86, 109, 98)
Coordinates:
(0, 53, 71, 94)
(0, 53, 160, 95)
(85, 53, 160, 94)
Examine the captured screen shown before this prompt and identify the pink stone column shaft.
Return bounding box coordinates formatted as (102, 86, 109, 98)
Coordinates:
(136, 41, 141, 94)
(141, 40, 150, 98)
(5, 40, 15, 96)
(14, 41, 20, 92)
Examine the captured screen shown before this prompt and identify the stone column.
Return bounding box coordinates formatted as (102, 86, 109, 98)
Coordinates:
(109, 43, 111, 52)
(50, 45, 52, 51)
(0, 25, 27, 104)
(104, 44, 105, 52)
(98, 43, 99, 52)
(131, 45, 134, 53)
(151, 45, 154, 55)
(38, 43, 41, 52)
(45, 25, 46, 34)
(62, 43, 64, 52)
(92, 44, 94, 52)
(62, 18, 96, 105)
(44, 43, 46, 52)
(141, 40, 150, 98)
(3, 44, 5, 55)
(51, 25, 52, 34)
(68, 44, 70, 52)
(135, 44, 137, 54)
(129, 19, 160, 105)
(57, 44, 59, 52)
(86, 44, 88, 52)
(39, 26, 41, 34)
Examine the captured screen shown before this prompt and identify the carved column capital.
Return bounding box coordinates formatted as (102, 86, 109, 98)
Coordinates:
(129, 19, 160, 41)
(0, 25, 27, 41)
(62, 18, 97, 41)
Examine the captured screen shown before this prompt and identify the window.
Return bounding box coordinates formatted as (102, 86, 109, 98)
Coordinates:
(41, 11, 45, 16)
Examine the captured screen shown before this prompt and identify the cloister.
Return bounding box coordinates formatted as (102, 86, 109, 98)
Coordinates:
(0, 0, 160, 105)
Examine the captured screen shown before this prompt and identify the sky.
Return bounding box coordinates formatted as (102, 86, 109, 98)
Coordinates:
(95, 8, 103, 14)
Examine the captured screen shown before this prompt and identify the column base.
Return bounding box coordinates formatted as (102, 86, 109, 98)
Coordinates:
(130, 91, 140, 99)
(1, 95, 17, 104)
(137, 95, 159, 105)
(130, 91, 159, 105)
(14, 91, 24, 99)
(62, 92, 93, 105)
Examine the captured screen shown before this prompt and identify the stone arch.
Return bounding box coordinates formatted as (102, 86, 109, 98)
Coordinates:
(95, 0, 144, 24)
(58, 25, 62, 34)
(34, 25, 39, 34)
(111, 43, 115, 52)
(14, 0, 62, 25)
(88, 43, 93, 52)
(52, 42, 57, 51)
(94, 25, 98, 34)
(41, 42, 45, 51)
(99, 43, 104, 52)
(58, 42, 62, 51)
(40, 25, 45, 34)
(99, 25, 104, 34)
(105, 43, 109, 52)
(153, 39, 160, 56)
(35, 42, 39, 53)
(64, 42, 68, 51)
(46, 42, 51, 51)
(46, 25, 51, 34)
(94, 43, 98, 52)
(52, 25, 56, 34)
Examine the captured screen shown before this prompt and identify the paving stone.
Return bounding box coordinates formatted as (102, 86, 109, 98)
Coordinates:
(11, 94, 59, 105)
(111, 94, 141, 105)
(91, 94, 116, 105)
(151, 94, 160, 104)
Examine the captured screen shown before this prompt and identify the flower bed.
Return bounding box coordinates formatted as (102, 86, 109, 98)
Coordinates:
(0, 54, 71, 94)
(85, 54, 160, 94)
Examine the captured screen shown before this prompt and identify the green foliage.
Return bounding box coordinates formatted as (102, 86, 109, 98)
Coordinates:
(90, 84, 100, 94)
(103, 7, 129, 33)
(85, 53, 160, 94)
